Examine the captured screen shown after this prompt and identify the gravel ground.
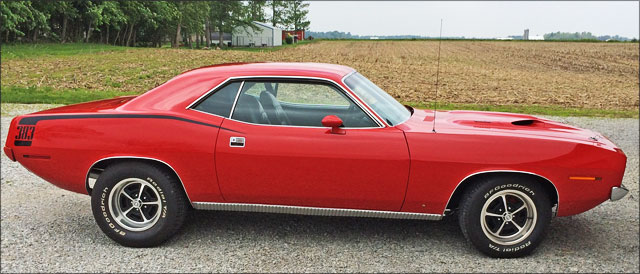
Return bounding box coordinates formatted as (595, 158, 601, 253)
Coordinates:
(1, 104, 638, 273)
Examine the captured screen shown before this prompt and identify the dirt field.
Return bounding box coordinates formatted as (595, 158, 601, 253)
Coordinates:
(2, 41, 638, 110)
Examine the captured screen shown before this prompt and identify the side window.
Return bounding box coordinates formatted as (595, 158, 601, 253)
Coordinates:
(230, 80, 377, 128)
(276, 83, 349, 106)
(193, 82, 241, 117)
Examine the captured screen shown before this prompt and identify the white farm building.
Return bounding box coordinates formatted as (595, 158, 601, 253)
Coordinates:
(232, 21, 282, 47)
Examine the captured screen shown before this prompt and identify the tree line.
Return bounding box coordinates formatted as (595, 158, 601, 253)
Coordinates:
(543, 31, 636, 42)
(0, 0, 310, 47)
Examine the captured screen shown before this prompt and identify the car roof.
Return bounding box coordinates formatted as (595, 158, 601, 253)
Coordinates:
(180, 62, 356, 80)
(122, 62, 358, 112)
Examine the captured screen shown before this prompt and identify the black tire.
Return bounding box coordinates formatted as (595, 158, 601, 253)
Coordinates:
(458, 175, 552, 258)
(91, 161, 189, 247)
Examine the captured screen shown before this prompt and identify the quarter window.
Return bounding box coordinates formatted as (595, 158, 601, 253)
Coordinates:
(230, 80, 377, 127)
(193, 82, 241, 117)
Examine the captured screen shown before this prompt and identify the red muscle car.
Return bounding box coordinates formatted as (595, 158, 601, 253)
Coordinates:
(4, 62, 628, 257)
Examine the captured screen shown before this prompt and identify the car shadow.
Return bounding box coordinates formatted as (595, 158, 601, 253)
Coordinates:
(168, 209, 465, 248)
(74, 206, 616, 258)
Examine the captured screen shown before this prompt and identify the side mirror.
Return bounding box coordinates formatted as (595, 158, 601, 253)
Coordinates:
(321, 115, 345, 135)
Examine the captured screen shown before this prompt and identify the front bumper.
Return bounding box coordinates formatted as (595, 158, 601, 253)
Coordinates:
(611, 185, 629, 201)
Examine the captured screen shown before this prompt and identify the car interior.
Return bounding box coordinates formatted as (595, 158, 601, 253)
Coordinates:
(230, 81, 378, 128)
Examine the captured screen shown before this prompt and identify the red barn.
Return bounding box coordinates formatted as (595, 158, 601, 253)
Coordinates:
(282, 30, 305, 42)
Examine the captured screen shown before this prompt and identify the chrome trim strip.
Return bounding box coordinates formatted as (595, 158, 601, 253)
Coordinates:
(340, 71, 391, 127)
(192, 202, 443, 220)
(189, 108, 228, 119)
(85, 156, 192, 204)
(218, 117, 382, 130)
(185, 75, 385, 128)
(186, 106, 381, 130)
(443, 170, 560, 215)
(228, 80, 245, 117)
(342, 70, 357, 81)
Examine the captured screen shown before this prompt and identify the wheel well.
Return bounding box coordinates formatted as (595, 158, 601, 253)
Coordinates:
(445, 172, 559, 214)
(85, 157, 191, 204)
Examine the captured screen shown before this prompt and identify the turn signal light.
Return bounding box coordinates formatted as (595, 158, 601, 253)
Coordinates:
(569, 176, 602, 181)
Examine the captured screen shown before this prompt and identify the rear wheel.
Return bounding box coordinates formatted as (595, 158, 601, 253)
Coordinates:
(458, 175, 552, 257)
(91, 161, 189, 247)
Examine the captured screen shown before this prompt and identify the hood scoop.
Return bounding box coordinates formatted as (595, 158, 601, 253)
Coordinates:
(454, 118, 548, 130)
(446, 111, 577, 131)
(511, 119, 537, 126)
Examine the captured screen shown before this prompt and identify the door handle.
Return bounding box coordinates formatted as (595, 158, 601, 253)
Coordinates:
(229, 137, 245, 147)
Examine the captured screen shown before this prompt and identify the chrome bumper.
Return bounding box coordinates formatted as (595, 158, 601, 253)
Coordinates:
(610, 185, 629, 201)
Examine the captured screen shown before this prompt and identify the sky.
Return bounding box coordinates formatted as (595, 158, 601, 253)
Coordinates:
(307, 1, 639, 38)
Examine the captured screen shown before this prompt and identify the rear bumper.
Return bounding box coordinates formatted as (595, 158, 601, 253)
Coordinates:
(4, 146, 16, 161)
(610, 185, 628, 201)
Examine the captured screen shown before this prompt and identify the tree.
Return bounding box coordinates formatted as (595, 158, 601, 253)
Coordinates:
(179, 2, 210, 48)
(268, 0, 285, 28)
(247, 0, 267, 22)
(79, 1, 105, 43)
(0, 1, 50, 42)
(543, 31, 597, 41)
(210, 1, 254, 47)
(119, 1, 153, 46)
(47, 1, 79, 43)
(0, 0, 283, 47)
(283, 0, 309, 31)
(99, 2, 126, 45)
(1, 1, 32, 42)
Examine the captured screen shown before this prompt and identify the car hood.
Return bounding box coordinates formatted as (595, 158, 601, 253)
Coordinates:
(400, 109, 619, 150)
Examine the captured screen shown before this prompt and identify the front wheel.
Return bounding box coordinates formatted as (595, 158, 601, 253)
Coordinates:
(91, 161, 189, 247)
(458, 175, 552, 258)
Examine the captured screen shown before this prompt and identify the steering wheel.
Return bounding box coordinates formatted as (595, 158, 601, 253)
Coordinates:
(259, 91, 291, 125)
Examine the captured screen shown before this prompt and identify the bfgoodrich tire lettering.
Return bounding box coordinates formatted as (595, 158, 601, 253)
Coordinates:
(458, 175, 552, 258)
(91, 161, 188, 247)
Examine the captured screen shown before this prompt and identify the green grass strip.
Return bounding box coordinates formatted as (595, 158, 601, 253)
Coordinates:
(1, 43, 134, 60)
(405, 101, 639, 118)
(1, 86, 138, 104)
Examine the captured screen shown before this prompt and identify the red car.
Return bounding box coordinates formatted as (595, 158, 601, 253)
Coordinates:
(4, 62, 627, 257)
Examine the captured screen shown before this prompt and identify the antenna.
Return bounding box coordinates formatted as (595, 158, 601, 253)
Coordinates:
(432, 19, 443, 133)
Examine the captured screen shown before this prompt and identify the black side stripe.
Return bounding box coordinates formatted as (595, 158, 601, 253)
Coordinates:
(18, 114, 242, 133)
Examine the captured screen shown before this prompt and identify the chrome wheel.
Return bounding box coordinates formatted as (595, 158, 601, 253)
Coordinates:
(108, 178, 162, 232)
(480, 190, 537, 245)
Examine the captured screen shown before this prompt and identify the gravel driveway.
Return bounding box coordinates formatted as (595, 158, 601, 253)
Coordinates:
(1, 104, 638, 273)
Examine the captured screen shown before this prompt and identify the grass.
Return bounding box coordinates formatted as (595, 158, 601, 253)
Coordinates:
(221, 39, 318, 52)
(1, 43, 134, 60)
(0, 86, 138, 104)
(405, 102, 639, 118)
(0, 40, 318, 60)
(1, 85, 636, 118)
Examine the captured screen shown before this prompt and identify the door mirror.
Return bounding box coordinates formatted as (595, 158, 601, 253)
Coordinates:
(321, 115, 345, 134)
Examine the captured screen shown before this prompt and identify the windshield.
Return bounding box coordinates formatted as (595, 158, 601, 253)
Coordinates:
(343, 72, 411, 126)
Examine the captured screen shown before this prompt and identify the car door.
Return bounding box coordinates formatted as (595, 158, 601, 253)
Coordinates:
(214, 78, 410, 211)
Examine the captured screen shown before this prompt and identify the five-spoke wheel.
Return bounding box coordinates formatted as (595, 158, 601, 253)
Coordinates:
(458, 175, 552, 258)
(480, 190, 537, 245)
(91, 161, 189, 247)
(109, 178, 163, 231)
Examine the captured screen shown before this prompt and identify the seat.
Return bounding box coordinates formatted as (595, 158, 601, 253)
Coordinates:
(259, 91, 291, 125)
(232, 94, 271, 124)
